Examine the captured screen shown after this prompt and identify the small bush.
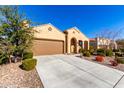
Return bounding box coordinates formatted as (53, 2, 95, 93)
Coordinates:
(89, 49, 95, 55)
(115, 53, 123, 57)
(0, 52, 2, 55)
(116, 58, 124, 64)
(106, 49, 113, 57)
(83, 51, 91, 57)
(109, 60, 118, 66)
(96, 56, 104, 62)
(97, 49, 106, 56)
(21, 58, 37, 71)
(0, 54, 8, 65)
(120, 49, 124, 53)
(23, 51, 33, 60)
(97, 49, 105, 53)
(89, 46, 95, 55)
(113, 49, 119, 52)
(79, 48, 85, 53)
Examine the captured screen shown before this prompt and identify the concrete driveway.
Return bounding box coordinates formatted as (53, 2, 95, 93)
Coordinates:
(35, 55, 124, 88)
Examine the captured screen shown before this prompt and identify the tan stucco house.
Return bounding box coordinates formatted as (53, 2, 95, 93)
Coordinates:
(64, 27, 89, 54)
(32, 23, 89, 56)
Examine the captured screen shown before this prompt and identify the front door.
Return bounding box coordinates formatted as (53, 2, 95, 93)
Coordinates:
(70, 38, 77, 53)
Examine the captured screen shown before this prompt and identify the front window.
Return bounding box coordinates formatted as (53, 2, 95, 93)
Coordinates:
(79, 40, 83, 46)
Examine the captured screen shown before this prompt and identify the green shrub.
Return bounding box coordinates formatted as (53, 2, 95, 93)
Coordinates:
(116, 58, 124, 64)
(120, 49, 124, 53)
(89, 49, 95, 55)
(113, 49, 119, 52)
(0, 54, 8, 65)
(106, 49, 113, 57)
(83, 51, 91, 57)
(97, 49, 106, 56)
(115, 53, 123, 57)
(89, 46, 95, 55)
(21, 58, 37, 71)
(89, 49, 94, 55)
(0, 52, 2, 55)
(97, 49, 105, 53)
(23, 51, 33, 60)
(13, 47, 22, 57)
(79, 48, 85, 53)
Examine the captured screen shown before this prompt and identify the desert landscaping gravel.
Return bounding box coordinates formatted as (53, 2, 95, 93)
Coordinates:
(0, 62, 43, 88)
(82, 56, 124, 72)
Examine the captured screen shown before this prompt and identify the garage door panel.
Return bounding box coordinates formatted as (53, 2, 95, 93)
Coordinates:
(32, 39, 64, 55)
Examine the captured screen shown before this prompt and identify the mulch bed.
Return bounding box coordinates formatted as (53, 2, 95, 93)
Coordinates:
(0, 62, 43, 88)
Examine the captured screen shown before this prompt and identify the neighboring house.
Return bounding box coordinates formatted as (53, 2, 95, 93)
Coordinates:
(89, 37, 117, 50)
(116, 39, 124, 49)
(117, 45, 124, 49)
(89, 38, 97, 49)
(32, 23, 89, 56)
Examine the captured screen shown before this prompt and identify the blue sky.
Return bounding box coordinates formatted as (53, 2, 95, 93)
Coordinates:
(19, 5, 124, 38)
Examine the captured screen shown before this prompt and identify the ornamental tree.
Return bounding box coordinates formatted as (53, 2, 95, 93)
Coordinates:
(0, 6, 34, 63)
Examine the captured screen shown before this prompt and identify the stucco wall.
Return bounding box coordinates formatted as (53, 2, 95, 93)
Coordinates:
(65, 27, 89, 53)
(32, 24, 89, 54)
(33, 24, 65, 41)
(33, 24, 66, 53)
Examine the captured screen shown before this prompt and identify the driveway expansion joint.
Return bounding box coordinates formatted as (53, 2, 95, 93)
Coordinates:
(113, 74, 124, 88)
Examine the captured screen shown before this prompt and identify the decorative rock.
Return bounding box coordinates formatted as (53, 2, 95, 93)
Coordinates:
(0, 62, 43, 88)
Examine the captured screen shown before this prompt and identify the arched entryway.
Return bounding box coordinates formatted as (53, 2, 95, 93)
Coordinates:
(84, 41, 88, 50)
(70, 38, 77, 53)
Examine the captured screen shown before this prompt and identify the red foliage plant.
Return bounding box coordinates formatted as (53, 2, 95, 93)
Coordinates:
(96, 56, 104, 62)
(109, 60, 118, 66)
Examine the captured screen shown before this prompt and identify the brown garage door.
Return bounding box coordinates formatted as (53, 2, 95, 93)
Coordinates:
(32, 39, 64, 56)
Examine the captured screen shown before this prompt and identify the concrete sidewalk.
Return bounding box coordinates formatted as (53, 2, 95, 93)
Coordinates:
(35, 55, 124, 88)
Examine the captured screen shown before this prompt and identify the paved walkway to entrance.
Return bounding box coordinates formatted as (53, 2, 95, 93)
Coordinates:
(35, 55, 124, 88)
